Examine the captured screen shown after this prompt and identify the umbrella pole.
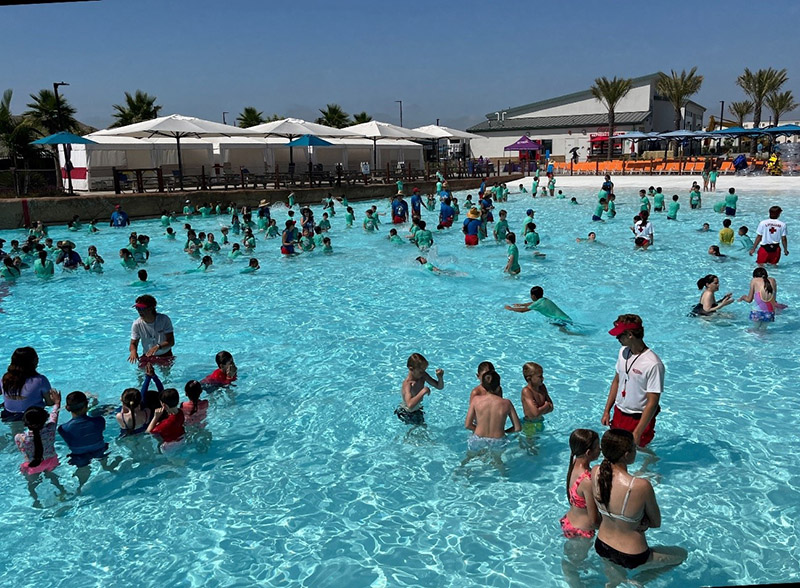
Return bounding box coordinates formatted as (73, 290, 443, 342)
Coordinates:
(65, 143, 74, 195)
(373, 138, 377, 172)
(177, 136, 184, 191)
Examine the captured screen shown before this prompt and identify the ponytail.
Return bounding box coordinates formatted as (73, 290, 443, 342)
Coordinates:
(121, 388, 141, 432)
(185, 380, 202, 415)
(753, 267, 773, 295)
(596, 428, 635, 506)
(697, 274, 716, 290)
(23, 406, 48, 468)
(566, 429, 599, 500)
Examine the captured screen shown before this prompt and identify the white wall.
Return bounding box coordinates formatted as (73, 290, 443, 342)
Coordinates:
(510, 84, 652, 118)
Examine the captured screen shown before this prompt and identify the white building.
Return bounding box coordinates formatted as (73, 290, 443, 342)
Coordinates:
(467, 72, 706, 160)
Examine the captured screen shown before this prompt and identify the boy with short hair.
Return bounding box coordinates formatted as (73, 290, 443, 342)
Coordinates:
(738, 226, 754, 250)
(395, 353, 445, 425)
(464, 371, 521, 451)
(57, 391, 108, 467)
(719, 219, 735, 245)
(666, 194, 680, 220)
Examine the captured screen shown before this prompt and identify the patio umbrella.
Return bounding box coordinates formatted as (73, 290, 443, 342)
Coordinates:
(344, 121, 434, 169)
(412, 125, 482, 140)
(286, 135, 335, 179)
(245, 118, 356, 166)
(92, 114, 251, 189)
(32, 131, 97, 195)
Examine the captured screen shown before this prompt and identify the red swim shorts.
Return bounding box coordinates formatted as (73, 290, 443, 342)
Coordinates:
(393, 216, 405, 224)
(756, 245, 781, 265)
(440, 219, 453, 228)
(465, 234, 479, 246)
(611, 408, 655, 447)
(280, 245, 295, 255)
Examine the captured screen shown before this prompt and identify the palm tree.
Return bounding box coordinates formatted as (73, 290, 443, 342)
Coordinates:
(316, 104, 351, 128)
(237, 106, 265, 128)
(766, 90, 798, 127)
(352, 111, 372, 124)
(657, 68, 703, 131)
(110, 90, 162, 127)
(590, 76, 632, 160)
(265, 114, 282, 122)
(24, 88, 79, 135)
(736, 67, 788, 153)
(0, 90, 40, 195)
(728, 100, 754, 151)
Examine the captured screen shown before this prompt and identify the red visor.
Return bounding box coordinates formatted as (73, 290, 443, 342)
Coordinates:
(133, 303, 151, 309)
(608, 322, 639, 336)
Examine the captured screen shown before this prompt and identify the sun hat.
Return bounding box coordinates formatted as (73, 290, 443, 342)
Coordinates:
(259, 199, 268, 207)
(467, 208, 480, 219)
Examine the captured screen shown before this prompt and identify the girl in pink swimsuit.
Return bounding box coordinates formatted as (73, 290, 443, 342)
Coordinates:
(561, 429, 601, 539)
(15, 393, 62, 475)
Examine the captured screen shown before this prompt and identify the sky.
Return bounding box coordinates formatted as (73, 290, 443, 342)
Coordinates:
(3, 0, 800, 131)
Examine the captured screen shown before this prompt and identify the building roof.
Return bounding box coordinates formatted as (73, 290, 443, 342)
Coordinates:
(485, 73, 662, 119)
(467, 111, 651, 133)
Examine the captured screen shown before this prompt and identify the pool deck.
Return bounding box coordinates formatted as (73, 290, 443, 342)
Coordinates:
(0, 174, 524, 230)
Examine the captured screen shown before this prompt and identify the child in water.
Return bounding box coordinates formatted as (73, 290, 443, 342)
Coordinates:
(388, 228, 404, 244)
(520, 362, 553, 434)
(464, 370, 521, 452)
(560, 429, 600, 540)
(181, 380, 208, 427)
(395, 353, 444, 425)
(16, 391, 61, 475)
(146, 388, 185, 445)
(202, 351, 238, 387)
(469, 361, 498, 401)
(241, 258, 260, 273)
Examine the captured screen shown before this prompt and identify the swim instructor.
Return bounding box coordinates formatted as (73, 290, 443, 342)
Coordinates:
(600, 314, 663, 447)
(128, 295, 174, 363)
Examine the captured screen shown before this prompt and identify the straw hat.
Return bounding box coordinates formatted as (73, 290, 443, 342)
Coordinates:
(259, 199, 269, 207)
(57, 240, 76, 249)
(467, 207, 480, 219)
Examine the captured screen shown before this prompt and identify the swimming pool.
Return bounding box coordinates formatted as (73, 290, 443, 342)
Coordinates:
(0, 175, 797, 587)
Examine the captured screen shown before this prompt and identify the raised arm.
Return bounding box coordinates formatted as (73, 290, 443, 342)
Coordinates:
(425, 368, 444, 390)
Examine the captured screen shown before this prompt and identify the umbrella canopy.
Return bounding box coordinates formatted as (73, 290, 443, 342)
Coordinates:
(504, 136, 541, 151)
(758, 124, 800, 136)
(93, 114, 251, 188)
(413, 124, 482, 140)
(31, 131, 97, 145)
(244, 118, 356, 165)
(708, 126, 762, 137)
(341, 121, 434, 168)
(285, 134, 334, 147)
(658, 130, 705, 139)
(611, 131, 653, 140)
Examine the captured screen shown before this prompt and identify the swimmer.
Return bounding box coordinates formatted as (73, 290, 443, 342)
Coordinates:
(281, 220, 299, 255)
(388, 228, 404, 244)
(165, 227, 176, 240)
(85, 245, 104, 273)
(363, 209, 379, 232)
(266, 219, 280, 238)
(593, 198, 607, 222)
(185, 255, 213, 273)
(691, 274, 734, 316)
(576, 232, 597, 243)
(666, 194, 679, 220)
(719, 219, 734, 245)
(119, 248, 137, 270)
(739, 267, 780, 326)
(299, 228, 315, 252)
(322, 237, 333, 253)
(505, 286, 572, 325)
(241, 258, 260, 273)
(313, 226, 325, 249)
(570, 197, 579, 205)
(145, 387, 185, 444)
(556, 190, 566, 199)
(413, 220, 434, 250)
(203, 233, 221, 252)
(606, 193, 616, 218)
(15, 394, 62, 475)
(181, 380, 208, 427)
(520, 362, 553, 432)
(345, 206, 355, 228)
(131, 269, 149, 287)
(219, 226, 229, 244)
(519, 183, 528, 194)
(697, 223, 710, 232)
(464, 370, 521, 451)
(560, 429, 601, 540)
(58, 391, 108, 467)
(708, 245, 726, 258)
(521, 209, 535, 235)
(494, 210, 510, 242)
(202, 350, 238, 387)
(737, 226, 754, 250)
(469, 361, 498, 400)
(228, 243, 242, 260)
(504, 233, 521, 275)
(395, 353, 444, 426)
(33, 251, 54, 277)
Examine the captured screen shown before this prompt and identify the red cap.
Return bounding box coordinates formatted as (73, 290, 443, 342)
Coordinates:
(413, 187, 419, 192)
(115, 204, 121, 209)
(608, 322, 639, 336)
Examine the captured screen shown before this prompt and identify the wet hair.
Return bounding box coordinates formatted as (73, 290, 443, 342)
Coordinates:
(23, 406, 48, 468)
(389, 228, 398, 236)
(722, 218, 731, 228)
(138, 269, 148, 281)
(121, 388, 142, 432)
(185, 380, 203, 415)
(769, 206, 782, 219)
(752, 267, 774, 295)
(506, 232, 516, 244)
(728, 187, 735, 194)
(37, 250, 47, 263)
(596, 429, 635, 507)
(418, 220, 426, 230)
(481, 371, 501, 395)
(135, 294, 156, 309)
(697, 274, 717, 290)
(613, 314, 644, 338)
(739, 226, 748, 234)
(477, 361, 495, 376)
(522, 361, 542, 382)
(166, 227, 175, 235)
(709, 245, 722, 256)
(407, 353, 428, 371)
(3, 347, 39, 395)
(526, 223, 536, 232)
(160, 388, 180, 409)
(322, 237, 331, 246)
(566, 429, 600, 500)
(231, 243, 240, 251)
(314, 226, 322, 235)
(215, 351, 233, 368)
(499, 209, 507, 217)
(530, 286, 544, 300)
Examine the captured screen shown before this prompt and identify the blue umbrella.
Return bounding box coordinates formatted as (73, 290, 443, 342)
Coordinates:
(31, 131, 97, 145)
(31, 132, 96, 194)
(285, 134, 334, 147)
(758, 124, 800, 136)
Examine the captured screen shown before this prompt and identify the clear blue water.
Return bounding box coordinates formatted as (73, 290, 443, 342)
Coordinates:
(0, 180, 798, 587)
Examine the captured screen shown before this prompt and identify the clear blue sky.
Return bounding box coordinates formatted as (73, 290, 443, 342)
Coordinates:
(4, 0, 800, 131)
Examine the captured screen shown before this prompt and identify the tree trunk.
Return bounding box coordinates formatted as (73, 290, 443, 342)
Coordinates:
(673, 108, 682, 157)
(751, 104, 762, 155)
(608, 110, 615, 161)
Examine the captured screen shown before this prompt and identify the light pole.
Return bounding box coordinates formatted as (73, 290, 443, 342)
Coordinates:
(222, 111, 229, 125)
(53, 81, 72, 194)
(395, 100, 403, 127)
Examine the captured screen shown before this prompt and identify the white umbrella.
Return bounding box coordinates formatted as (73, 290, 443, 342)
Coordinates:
(412, 124, 482, 140)
(343, 121, 435, 168)
(93, 114, 251, 188)
(245, 118, 357, 165)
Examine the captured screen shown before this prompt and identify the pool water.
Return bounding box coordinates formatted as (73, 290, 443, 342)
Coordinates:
(0, 177, 798, 587)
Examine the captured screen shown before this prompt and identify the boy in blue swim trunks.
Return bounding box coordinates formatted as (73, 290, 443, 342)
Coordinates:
(464, 370, 520, 452)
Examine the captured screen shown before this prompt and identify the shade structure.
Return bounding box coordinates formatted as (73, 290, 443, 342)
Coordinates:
(503, 136, 541, 151)
(285, 134, 334, 147)
(341, 121, 434, 168)
(92, 114, 251, 188)
(758, 124, 800, 136)
(31, 132, 98, 194)
(657, 130, 706, 139)
(31, 131, 97, 146)
(708, 126, 762, 137)
(412, 124, 482, 140)
(610, 131, 652, 140)
(245, 118, 356, 165)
